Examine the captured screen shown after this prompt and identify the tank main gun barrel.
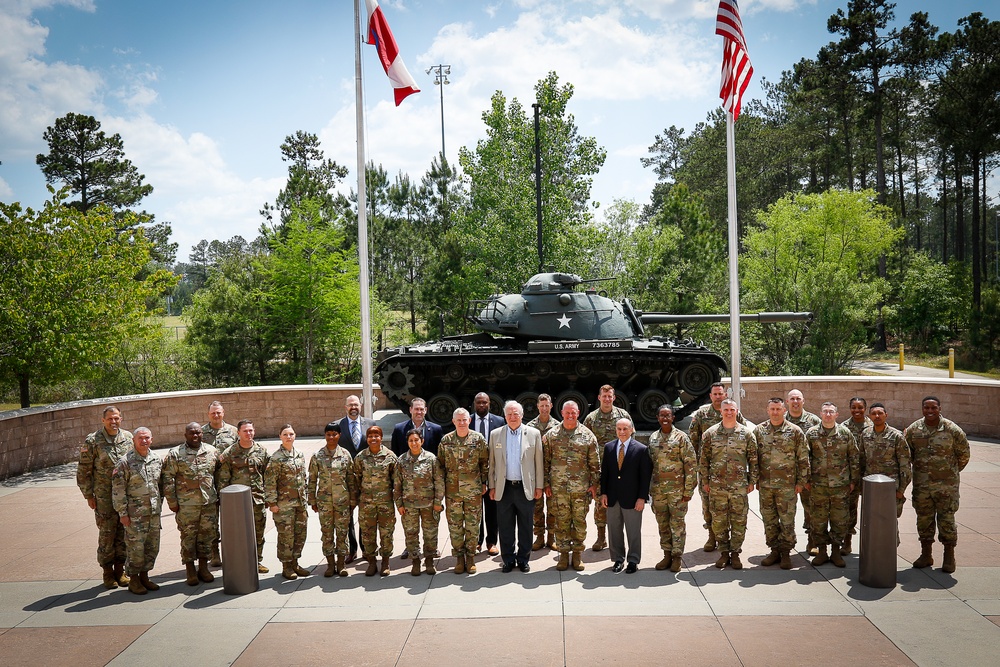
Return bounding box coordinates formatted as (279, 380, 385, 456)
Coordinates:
(640, 312, 813, 324)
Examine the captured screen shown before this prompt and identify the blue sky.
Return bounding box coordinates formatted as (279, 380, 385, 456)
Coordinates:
(0, 0, 992, 261)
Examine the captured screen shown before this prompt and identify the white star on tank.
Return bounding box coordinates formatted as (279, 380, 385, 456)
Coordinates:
(557, 314, 572, 329)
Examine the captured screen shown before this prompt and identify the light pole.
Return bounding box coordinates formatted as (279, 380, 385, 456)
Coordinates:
(426, 64, 451, 159)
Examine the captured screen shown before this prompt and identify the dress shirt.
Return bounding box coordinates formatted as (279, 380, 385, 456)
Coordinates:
(506, 427, 522, 481)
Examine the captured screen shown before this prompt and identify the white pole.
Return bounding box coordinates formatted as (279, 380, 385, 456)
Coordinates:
(355, 0, 374, 418)
(726, 110, 742, 408)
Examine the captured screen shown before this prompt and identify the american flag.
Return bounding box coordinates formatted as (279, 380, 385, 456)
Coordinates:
(716, 0, 753, 120)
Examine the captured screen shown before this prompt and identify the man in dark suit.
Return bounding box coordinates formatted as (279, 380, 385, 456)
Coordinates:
(390, 397, 444, 559)
(600, 418, 652, 573)
(338, 394, 375, 563)
(472, 392, 505, 555)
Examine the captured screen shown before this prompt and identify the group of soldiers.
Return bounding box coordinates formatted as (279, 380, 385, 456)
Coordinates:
(77, 383, 970, 595)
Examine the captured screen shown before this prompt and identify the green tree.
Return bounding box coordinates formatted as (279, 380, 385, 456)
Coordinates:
(0, 191, 175, 407)
(890, 252, 961, 351)
(261, 130, 348, 234)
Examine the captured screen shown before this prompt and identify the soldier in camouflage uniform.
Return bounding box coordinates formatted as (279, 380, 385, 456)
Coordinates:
(111, 427, 163, 595)
(583, 385, 631, 552)
(647, 405, 697, 573)
(526, 393, 560, 550)
(839, 397, 872, 555)
(688, 383, 747, 552)
(785, 388, 822, 555)
(904, 396, 970, 573)
(265, 424, 310, 580)
(77, 405, 134, 589)
(218, 419, 271, 573)
(699, 399, 758, 570)
(754, 398, 808, 570)
(395, 429, 445, 576)
(543, 401, 600, 572)
(309, 422, 356, 577)
(202, 400, 239, 566)
(438, 408, 489, 574)
(860, 403, 911, 546)
(804, 403, 860, 568)
(354, 425, 397, 576)
(163, 422, 221, 586)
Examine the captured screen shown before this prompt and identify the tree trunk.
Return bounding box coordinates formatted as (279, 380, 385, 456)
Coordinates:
(941, 155, 949, 262)
(18, 372, 30, 409)
(972, 150, 982, 309)
(955, 157, 966, 263)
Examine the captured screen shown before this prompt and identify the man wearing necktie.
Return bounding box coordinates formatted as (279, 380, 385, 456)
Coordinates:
(473, 392, 505, 556)
(600, 418, 652, 573)
(338, 394, 375, 563)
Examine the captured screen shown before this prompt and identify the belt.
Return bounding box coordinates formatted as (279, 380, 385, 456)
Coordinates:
(505, 479, 522, 485)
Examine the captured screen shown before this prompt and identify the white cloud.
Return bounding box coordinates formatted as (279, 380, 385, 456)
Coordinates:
(0, 176, 13, 199)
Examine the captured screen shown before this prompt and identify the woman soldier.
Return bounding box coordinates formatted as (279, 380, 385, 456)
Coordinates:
(394, 429, 444, 575)
(308, 422, 357, 577)
(264, 424, 310, 579)
(354, 425, 398, 576)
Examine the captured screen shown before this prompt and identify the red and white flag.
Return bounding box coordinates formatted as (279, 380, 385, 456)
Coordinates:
(366, 0, 420, 106)
(716, 0, 753, 120)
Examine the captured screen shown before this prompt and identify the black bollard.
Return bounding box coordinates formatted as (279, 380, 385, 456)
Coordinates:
(859, 474, 897, 588)
(220, 484, 259, 594)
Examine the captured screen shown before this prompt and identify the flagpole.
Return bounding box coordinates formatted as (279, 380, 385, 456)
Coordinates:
(355, 0, 374, 418)
(725, 110, 742, 408)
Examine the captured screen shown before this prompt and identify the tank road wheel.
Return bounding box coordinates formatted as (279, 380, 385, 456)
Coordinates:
(575, 361, 593, 378)
(488, 393, 505, 417)
(636, 388, 671, 424)
(516, 392, 540, 421)
(613, 393, 630, 413)
(427, 393, 459, 424)
(446, 364, 465, 381)
(534, 361, 552, 378)
(492, 363, 512, 380)
(556, 390, 589, 416)
(380, 363, 414, 400)
(615, 360, 634, 376)
(678, 362, 716, 397)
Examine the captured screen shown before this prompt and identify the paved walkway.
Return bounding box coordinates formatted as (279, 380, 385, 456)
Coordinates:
(1, 433, 998, 666)
(851, 360, 992, 381)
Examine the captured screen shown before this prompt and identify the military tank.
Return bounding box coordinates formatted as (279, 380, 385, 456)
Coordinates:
(375, 272, 809, 430)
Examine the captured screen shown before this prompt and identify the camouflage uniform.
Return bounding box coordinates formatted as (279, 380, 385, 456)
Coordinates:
(860, 424, 911, 517)
(162, 442, 220, 563)
(438, 430, 489, 558)
(841, 416, 872, 541)
(542, 423, 600, 552)
(112, 448, 164, 576)
(689, 405, 747, 532)
(584, 407, 631, 531)
(647, 427, 698, 556)
(805, 423, 860, 549)
(77, 427, 133, 567)
(218, 442, 270, 562)
(202, 421, 238, 555)
(264, 447, 309, 565)
(526, 416, 560, 539)
(698, 423, 758, 554)
(754, 420, 809, 552)
(394, 450, 444, 558)
(904, 417, 970, 546)
(308, 445, 356, 559)
(786, 410, 822, 534)
(353, 446, 398, 558)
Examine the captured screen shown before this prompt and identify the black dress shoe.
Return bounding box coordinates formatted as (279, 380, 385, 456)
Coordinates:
(502, 562, 515, 573)
(625, 562, 638, 574)
(612, 561, 624, 573)
(518, 562, 530, 573)
(345, 550, 356, 564)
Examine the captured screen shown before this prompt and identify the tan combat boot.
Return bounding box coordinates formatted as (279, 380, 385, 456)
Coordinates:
(127, 576, 147, 595)
(454, 554, 466, 574)
(830, 544, 846, 568)
(210, 544, 223, 567)
(337, 555, 348, 577)
(139, 571, 160, 591)
(325, 558, 337, 577)
(102, 564, 118, 589)
(761, 549, 780, 567)
(282, 562, 298, 580)
(806, 535, 819, 557)
(198, 558, 215, 583)
(113, 562, 130, 587)
(424, 556, 436, 575)
(185, 562, 199, 586)
(779, 551, 792, 570)
(704, 528, 717, 552)
(380, 556, 391, 576)
(841, 534, 853, 555)
(655, 552, 671, 571)
(592, 527, 607, 552)
(715, 551, 730, 569)
(411, 558, 422, 576)
(812, 545, 829, 566)
(571, 551, 585, 571)
(556, 552, 569, 572)
(670, 555, 683, 573)
(257, 562, 269, 574)
(365, 556, 378, 576)
(532, 533, 545, 551)
(730, 552, 743, 570)
(293, 560, 310, 577)
(913, 541, 934, 569)
(466, 555, 478, 574)
(942, 545, 956, 573)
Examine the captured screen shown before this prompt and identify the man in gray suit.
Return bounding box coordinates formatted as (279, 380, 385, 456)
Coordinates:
(489, 400, 544, 573)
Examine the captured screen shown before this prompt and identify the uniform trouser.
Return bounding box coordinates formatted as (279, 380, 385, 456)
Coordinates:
(533, 494, 555, 537)
(606, 502, 642, 565)
(401, 506, 441, 558)
(800, 486, 813, 535)
(124, 515, 161, 575)
(175, 504, 218, 563)
(359, 500, 395, 557)
(593, 501, 607, 530)
(913, 484, 960, 546)
(551, 491, 591, 552)
(497, 481, 534, 565)
(759, 486, 799, 552)
(94, 507, 127, 566)
(699, 483, 712, 530)
(846, 486, 861, 536)
(274, 503, 308, 563)
(317, 502, 352, 558)
(709, 489, 748, 554)
(651, 492, 689, 555)
(479, 491, 499, 547)
(251, 503, 266, 562)
(446, 497, 482, 558)
(809, 484, 850, 547)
